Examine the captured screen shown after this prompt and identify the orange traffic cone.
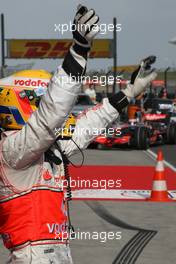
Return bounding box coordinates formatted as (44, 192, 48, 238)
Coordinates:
(147, 150, 172, 202)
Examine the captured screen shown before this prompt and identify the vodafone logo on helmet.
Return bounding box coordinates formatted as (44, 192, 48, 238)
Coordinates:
(14, 78, 49, 88)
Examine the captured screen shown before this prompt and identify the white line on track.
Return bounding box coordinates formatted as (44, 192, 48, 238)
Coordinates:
(144, 149, 176, 172)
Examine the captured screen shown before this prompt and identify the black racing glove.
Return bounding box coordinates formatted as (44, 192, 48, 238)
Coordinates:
(130, 55, 156, 85)
(72, 5, 99, 57)
(62, 5, 99, 79)
(109, 56, 157, 113)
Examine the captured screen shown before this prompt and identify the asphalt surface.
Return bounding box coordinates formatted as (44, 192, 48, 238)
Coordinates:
(70, 148, 156, 166)
(0, 146, 175, 264)
(70, 201, 176, 264)
(70, 147, 176, 264)
(150, 145, 176, 168)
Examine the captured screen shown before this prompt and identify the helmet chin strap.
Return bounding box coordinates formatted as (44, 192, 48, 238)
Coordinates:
(0, 116, 13, 128)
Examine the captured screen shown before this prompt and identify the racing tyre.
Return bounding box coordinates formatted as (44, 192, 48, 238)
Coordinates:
(167, 123, 176, 144)
(133, 126, 149, 150)
(97, 143, 107, 150)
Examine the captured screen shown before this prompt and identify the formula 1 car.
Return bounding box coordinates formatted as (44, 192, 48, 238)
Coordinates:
(92, 55, 176, 150)
(92, 98, 176, 150)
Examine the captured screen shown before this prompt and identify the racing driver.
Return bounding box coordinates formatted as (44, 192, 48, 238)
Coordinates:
(0, 5, 157, 264)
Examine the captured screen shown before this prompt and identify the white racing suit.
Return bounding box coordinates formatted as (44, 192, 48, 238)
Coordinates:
(0, 50, 122, 263)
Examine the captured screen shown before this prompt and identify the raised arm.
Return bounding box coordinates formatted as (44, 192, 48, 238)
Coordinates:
(2, 5, 99, 169)
(59, 57, 157, 156)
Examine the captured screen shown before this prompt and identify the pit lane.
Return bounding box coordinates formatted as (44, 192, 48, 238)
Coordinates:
(69, 147, 176, 264)
(149, 145, 176, 169)
(69, 147, 176, 200)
